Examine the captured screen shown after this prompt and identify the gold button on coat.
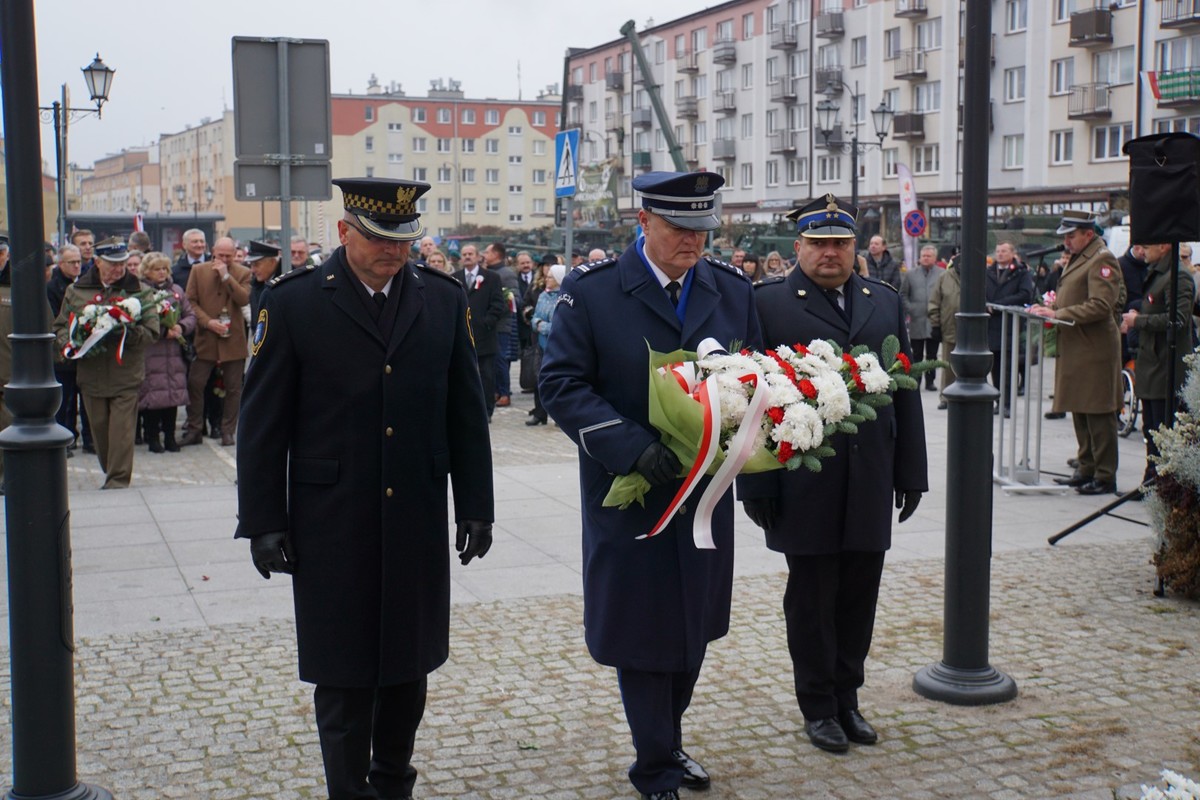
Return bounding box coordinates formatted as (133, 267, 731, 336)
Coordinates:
(386, 488, 394, 497)
(386, 427, 394, 437)
(384, 365, 392, 374)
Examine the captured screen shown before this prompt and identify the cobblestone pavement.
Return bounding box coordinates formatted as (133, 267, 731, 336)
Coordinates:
(1, 539, 1194, 799)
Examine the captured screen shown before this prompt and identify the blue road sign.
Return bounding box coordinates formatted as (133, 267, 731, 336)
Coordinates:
(555, 129, 580, 199)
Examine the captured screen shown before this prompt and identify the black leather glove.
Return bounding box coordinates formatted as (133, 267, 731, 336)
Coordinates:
(455, 520, 493, 565)
(250, 531, 295, 579)
(895, 490, 923, 523)
(930, 326, 942, 345)
(634, 441, 683, 487)
(742, 497, 779, 530)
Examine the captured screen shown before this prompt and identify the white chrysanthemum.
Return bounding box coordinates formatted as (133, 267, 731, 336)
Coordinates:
(763, 372, 803, 408)
(773, 402, 824, 452)
(713, 373, 750, 430)
(810, 371, 852, 423)
(792, 353, 833, 377)
(805, 339, 842, 368)
(118, 296, 142, 317)
(854, 353, 892, 393)
(94, 315, 115, 334)
(699, 352, 755, 375)
(81, 304, 98, 317)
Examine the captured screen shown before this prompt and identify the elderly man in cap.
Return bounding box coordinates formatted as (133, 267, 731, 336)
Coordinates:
(540, 171, 762, 800)
(53, 239, 160, 489)
(243, 240, 283, 321)
(236, 177, 494, 800)
(1030, 210, 1124, 495)
(737, 194, 927, 754)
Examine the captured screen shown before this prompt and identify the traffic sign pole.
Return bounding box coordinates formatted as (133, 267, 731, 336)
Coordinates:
(555, 129, 580, 266)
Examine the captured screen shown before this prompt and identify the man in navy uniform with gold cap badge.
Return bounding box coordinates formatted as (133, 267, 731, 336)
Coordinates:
(236, 177, 495, 800)
(540, 171, 762, 800)
(737, 194, 928, 755)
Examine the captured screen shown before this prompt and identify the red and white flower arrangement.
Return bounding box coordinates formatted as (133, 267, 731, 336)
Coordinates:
(62, 293, 146, 364)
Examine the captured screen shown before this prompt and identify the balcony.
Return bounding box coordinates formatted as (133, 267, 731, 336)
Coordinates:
(680, 143, 699, 165)
(605, 112, 623, 132)
(713, 90, 737, 114)
(770, 23, 798, 50)
(891, 111, 925, 140)
(894, 49, 927, 80)
(632, 107, 653, 128)
(1067, 83, 1113, 119)
(958, 34, 996, 67)
(605, 71, 625, 92)
(676, 96, 699, 119)
(713, 137, 737, 160)
(1156, 68, 1200, 107)
(817, 66, 844, 94)
(713, 37, 738, 64)
(769, 129, 798, 154)
(632, 150, 652, 170)
(1162, 0, 1200, 28)
(566, 84, 583, 102)
(817, 132, 846, 151)
(816, 12, 844, 38)
(770, 76, 799, 102)
(895, 0, 928, 17)
(957, 100, 995, 132)
(1069, 7, 1113, 47)
(677, 49, 699, 73)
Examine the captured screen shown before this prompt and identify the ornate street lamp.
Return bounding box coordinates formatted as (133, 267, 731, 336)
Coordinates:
(814, 83, 893, 213)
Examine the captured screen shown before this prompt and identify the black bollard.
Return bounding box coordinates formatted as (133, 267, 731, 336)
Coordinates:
(0, 1, 114, 797)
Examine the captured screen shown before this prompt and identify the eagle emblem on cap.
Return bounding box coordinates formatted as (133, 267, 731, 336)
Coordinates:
(825, 194, 838, 212)
(396, 184, 417, 213)
(695, 176, 709, 192)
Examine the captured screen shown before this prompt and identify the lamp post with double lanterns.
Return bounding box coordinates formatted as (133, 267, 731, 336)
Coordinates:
(176, 183, 215, 220)
(38, 53, 115, 247)
(814, 82, 893, 214)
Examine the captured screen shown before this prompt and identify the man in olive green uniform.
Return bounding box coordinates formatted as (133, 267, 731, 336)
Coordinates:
(1030, 211, 1124, 495)
(53, 239, 159, 489)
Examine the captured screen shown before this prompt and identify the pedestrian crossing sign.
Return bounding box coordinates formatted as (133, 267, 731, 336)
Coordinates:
(555, 129, 580, 198)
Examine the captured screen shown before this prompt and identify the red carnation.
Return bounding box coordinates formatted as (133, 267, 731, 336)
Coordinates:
(853, 373, 866, 392)
(768, 406, 785, 424)
(794, 344, 809, 355)
(777, 442, 794, 464)
(798, 378, 818, 399)
(897, 353, 912, 374)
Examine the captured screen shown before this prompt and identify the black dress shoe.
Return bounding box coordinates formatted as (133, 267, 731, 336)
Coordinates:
(525, 416, 547, 426)
(672, 749, 710, 790)
(642, 792, 680, 800)
(1076, 479, 1117, 495)
(838, 709, 878, 745)
(936, 400, 948, 410)
(1052, 471, 1091, 487)
(804, 717, 849, 753)
(1067, 457, 1080, 469)
(82, 443, 96, 454)
(1045, 411, 1066, 419)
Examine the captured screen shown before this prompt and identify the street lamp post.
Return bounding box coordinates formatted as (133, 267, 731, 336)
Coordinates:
(38, 54, 115, 247)
(814, 82, 893, 213)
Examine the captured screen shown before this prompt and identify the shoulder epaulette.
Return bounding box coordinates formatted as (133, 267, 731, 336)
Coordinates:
(573, 257, 617, 277)
(414, 263, 461, 285)
(267, 264, 316, 288)
(705, 256, 746, 279)
(753, 276, 787, 289)
(863, 275, 899, 293)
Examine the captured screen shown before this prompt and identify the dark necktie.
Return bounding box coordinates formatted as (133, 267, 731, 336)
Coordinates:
(824, 287, 842, 310)
(373, 291, 387, 311)
(666, 280, 681, 308)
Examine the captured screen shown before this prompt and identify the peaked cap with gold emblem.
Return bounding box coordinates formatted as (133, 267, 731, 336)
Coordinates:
(632, 170, 726, 231)
(787, 193, 859, 239)
(332, 177, 432, 242)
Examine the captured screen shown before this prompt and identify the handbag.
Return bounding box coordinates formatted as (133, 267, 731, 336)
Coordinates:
(1123, 132, 1200, 243)
(519, 344, 541, 391)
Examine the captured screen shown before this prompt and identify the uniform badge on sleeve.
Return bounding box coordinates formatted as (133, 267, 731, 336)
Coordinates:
(1100, 266, 1112, 279)
(251, 308, 268, 357)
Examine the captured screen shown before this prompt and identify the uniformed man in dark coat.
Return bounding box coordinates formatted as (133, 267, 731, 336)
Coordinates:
(539, 171, 762, 800)
(737, 195, 928, 755)
(236, 177, 495, 800)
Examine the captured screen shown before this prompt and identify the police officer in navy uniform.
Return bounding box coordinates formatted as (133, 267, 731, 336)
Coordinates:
(539, 171, 762, 800)
(737, 195, 928, 754)
(236, 177, 495, 800)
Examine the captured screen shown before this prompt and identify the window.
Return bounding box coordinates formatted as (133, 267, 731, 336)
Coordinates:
(1096, 47, 1135, 86)
(741, 114, 754, 138)
(884, 28, 901, 61)
(1006, 0, 1027, 33)
(437, 198, 452, 213)
(532, 169, 548, 184)
(533, 111, 547, 126)
(365, 105, 374, 121)
(416, 198, 427, 213)
(412, 137, 426, 152)
(766, 108, 779, 135)
(793, 103, 809, 131)
(742, 63, 754, 90)
(387, 122, 402, 131)
(508, 125, 523, 135)
(787, 157, 808, 184)
(461, 139, 476, 153)
(508, 214, 523, 224)
(436, 138, 452, 153)
(916, 18, 942, 52)
(462, 108, 476, 124)
(1154, 114, 1200, 134)
(817, 155, 841, 184)
(463, 198, 476, 213)
(1051, 58, 1074, 95)
(913, 144, 940, 174)
(883, 148, 899, 178)
(741, 163, 753, 188)
(387, 153, 403, 163)
(1053, 0, 1076, 23)
(508, 184, 523, 194)
(533, 198, 548, 214)
(851, 37, 868, 67)
(1156, 35, 1200, 71)
(1093, 122, 1132, 160)
(364, 136, 374, 153)
(437, 166, 452, 183)
(533, 140, 547, 156)
(508, 155, 523, 164)
(1051, 130, 1074, 164)
(766, 57, 779, 84)
(883, 88, 899, 112)
(1002, 134, 1024, 169)
(486, 168, 500, 183)
(766, 159, 780, 187)
(792, 51, 809, 78)
(1004, 67, 1026, 102)
(412, 107, 427, 123)
(485, 138, 499, 154)
(915, 82, 942, 114)
(437, 108, 451, 123)
(486, 198, 500, 213)
(589, 62, 597, 82)
(461, 168, 476, 183)
(742, 12, 755, 39)
(412, 167, 427, 181)
(655, 40, 666, 64)
(485, 109, 500, 125)
(365, 166, 375, 178)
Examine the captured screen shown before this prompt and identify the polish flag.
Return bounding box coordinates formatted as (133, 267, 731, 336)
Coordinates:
(133, 212, 144, 232)
(1142, 71, 1162, 101)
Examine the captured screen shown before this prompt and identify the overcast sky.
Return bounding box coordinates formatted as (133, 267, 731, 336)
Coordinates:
(15, 0, 708, 171)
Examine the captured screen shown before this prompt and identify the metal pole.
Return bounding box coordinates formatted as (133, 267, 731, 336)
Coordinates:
(850, 131, 859, 213)
(52, 100, 66, 247)
(278, 40, 293, 271)
(913, 0, 1016, 706)
(0, 1, 114, 797)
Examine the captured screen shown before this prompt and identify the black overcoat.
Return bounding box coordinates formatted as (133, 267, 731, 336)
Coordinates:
(984, 263, 1036, 351)
(539, 242, 762, 673)
(453, 267, 506, 356)
(736, 268, 928, 555)
(235, 248, 494, 687)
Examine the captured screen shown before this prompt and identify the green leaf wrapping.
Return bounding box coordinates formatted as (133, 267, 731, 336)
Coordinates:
(882, 334, 901, 366)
